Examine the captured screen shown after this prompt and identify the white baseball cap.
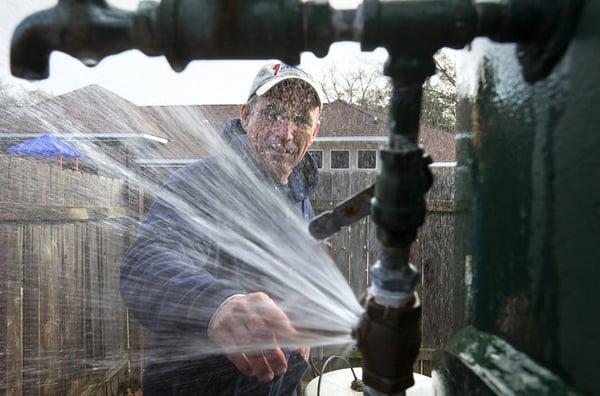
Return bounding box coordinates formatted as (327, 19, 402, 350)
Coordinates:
(248, 61, 325, 109)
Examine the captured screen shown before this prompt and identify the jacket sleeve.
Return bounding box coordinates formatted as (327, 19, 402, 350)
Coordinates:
(119, 166, 241, 336)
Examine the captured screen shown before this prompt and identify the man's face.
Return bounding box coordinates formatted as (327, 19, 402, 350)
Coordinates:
(241, 84, 320, 184)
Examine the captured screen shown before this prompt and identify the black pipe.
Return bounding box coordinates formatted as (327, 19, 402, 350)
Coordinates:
(10, 0, 151, 80)
(356, 53, 434, 396)
(11, 0, 357, 80)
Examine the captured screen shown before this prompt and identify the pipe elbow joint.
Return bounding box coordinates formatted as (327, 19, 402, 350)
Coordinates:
(10, 0, 144, 81)
(10, 10, 56, 80)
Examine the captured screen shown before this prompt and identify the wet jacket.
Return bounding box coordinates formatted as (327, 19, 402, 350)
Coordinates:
(120, 119, 318, 395)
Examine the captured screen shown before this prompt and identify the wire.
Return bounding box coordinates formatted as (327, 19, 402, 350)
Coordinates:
(316, 355, 361, 396)
(309, 358, 321, 377)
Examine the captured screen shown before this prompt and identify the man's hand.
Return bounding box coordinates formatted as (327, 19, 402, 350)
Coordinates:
(208, 292, 298, 382)
(296, 346, 310, 361)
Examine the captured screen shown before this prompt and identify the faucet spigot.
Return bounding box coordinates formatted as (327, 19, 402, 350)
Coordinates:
(10, 0, 156, 80)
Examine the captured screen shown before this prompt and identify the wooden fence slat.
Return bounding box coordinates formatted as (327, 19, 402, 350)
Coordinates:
(38, 224, 62, 395)
(0, 226, 6, 394)
(420, 212, 458, 349)
(0, 225, 24, 395)
(60, 223, 82, 395)
(87, 225, 104, 363)
(23, 224, 41, 396)
(348, 219, 367, 298)
(77, 223, 90, 392)
(331, 228, 350, 285)
(6, 158, 16, 203)
(63, 170, 72, 207)
(25, 162, 36, 207)
(331, 171, 350, 201)
(101, 227, 112, 366)
(0, 157, 9, 202)
(313, 172, 332, 211)
(350, 171, 372, 195)
(42, 165, 50, 207)
(126, 174, 150, 387)
(328, 171, 351, 284)
(348, 173, 371, 298)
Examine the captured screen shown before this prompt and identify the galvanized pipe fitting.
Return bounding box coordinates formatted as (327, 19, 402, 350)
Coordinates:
(370, 250, 420, 308)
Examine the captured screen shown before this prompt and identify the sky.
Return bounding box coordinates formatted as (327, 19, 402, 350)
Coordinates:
(1, 0, 388, 106)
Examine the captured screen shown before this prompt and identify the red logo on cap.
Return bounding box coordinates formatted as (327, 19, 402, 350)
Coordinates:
(273, 64, 281, 76)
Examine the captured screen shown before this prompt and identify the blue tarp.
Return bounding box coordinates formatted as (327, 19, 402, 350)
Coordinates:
(7, 133, 85, 158)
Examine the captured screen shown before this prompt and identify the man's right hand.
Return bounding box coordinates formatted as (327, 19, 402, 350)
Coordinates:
(207, 292, 297, 383)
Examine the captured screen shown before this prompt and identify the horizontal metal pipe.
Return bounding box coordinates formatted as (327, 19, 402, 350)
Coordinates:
(10, 0, 360, 80)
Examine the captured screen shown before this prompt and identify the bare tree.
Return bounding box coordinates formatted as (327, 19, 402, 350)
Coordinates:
(320, 62, 391, 111)
(420, 50, 457, 131)
(319, 50, 457, 130)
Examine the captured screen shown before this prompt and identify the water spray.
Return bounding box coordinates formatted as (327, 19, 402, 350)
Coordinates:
(11, 0, 583, 395)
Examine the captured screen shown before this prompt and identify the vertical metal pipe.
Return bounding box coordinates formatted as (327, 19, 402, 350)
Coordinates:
(370, 55, 435, 278)
(356, 53, 434, 395)
(384, 55, 436, 140)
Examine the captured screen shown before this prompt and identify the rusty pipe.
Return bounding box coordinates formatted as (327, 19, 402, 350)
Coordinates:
(356, 295, 421, 396)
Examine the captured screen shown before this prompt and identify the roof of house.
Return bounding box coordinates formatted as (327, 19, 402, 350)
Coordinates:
(134, 104, 238, 160)
(0, 85, 169, 140)
(418, 126, 456, 162)
(317, 100, 455, 161)
(319, 100, 388, 137)
(0, 85, 455, 162)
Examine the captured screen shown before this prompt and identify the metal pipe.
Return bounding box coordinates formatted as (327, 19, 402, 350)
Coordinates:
(10, 0, 146, 79)
(354, 51, 434, 394)
(10, 0, 357, 80)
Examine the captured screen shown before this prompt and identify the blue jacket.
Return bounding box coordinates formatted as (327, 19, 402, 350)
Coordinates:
(120, 119, 318, 395)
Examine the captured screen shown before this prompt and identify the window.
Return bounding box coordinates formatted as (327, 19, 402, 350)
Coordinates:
(357, 150, 377, 169)
(309, 150, 323, 169)
(331, 150, 350, 169)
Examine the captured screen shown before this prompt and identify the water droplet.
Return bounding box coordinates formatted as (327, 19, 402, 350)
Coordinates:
(81, 58, 98, 67)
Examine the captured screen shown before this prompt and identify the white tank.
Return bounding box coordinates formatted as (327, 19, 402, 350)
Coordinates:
(304, 368, 432, 396)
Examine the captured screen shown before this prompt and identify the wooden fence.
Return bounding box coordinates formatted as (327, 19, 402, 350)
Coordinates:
(0, 156, 138, 395)
(1, 155, 461, 393)
(313, 165, 461, 375)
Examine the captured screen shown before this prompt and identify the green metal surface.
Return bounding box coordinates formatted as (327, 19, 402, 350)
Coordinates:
(434, 326, 581, 395)
(437, 1, 600, 394)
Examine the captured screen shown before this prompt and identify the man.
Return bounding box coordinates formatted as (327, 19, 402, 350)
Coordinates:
(120, 61, 323, 395)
